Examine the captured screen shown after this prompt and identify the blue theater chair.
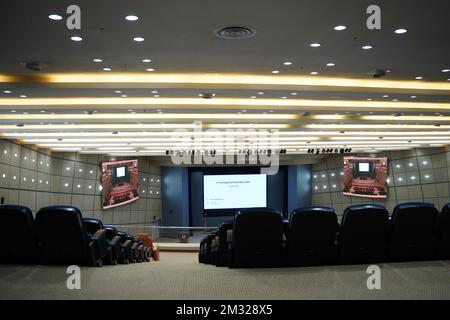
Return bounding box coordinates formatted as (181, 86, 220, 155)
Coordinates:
(287, 206, 339, 266)
(114, 230, 134, 264)
(229, 208, 283, 268)
(388, 202, 439, 262)
(35, 206, 107, 267)
(338, 204, 390, 264)
(84, 218, 121, 265)
(0, 205, 37, 264)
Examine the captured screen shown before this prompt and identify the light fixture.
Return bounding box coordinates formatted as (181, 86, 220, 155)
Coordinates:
(326, 63, 335, 67)
(272, 70, 280, 74)
(251, 96, 256, 99)
(154, 94, 160, 97)
(310, 43, 321, 47)
(283, 61, 292, 65)
(415, 76, 423, 80)
(382, 94, 389, 98)
(410, 95, 417, 99)
(70, 36, 83, 42)
(48, 14, 63, 21)
(3, 90, 11, 94)
(103, 68, 111, 71)
(142, 59, 151, 63)
(290, 92, 298, 95)
(310, 71, 319, 75)
(442, 69, 450, 73)
(93, 58, 103, 62)
(334, 25, 347, 31)
(133, 37, 144, 42)
(362, 45, 373, 50)
(146, 68, 155, 72)
(115, 90, 122, 93)
(257, 92, 264, 95)
(121, 94, 127, 98)
(125, 15, 139, 21)
(19, 95, 27, 98)
(151, 90, 158, 94)
(394, 28, 407, 34)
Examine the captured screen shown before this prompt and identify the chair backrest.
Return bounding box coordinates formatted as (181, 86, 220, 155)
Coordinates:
(0, 205, 36, 263)
(233, 208, 283, 249)
(104, 226, 118, 241)
(83, 218, 104, 236)
(287, 206, 338, 265)
(35, 206, 90, 264)
(338, 204, 389, 264)
(389, 202, 438, 261)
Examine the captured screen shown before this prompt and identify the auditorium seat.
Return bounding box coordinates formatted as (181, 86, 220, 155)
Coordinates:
(126, 234, 141, 262)
(84, 218, 121, 265)
(203, 232, 217, 265)
(212, 222, 234, 267)
(0, 205, 37, 264)
(338, 204, 390, 264)
(437, 203, 450, 260)
(115, 230, 134, 264)
(388, 202, 439, 262)
(229, 208, 283, 268)
(287, 206, 339, 266)
(35, 206, 107, 266)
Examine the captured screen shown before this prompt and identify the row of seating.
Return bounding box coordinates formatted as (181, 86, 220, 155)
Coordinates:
(199, 202, 450, 268)
(0, 205, 152, 266)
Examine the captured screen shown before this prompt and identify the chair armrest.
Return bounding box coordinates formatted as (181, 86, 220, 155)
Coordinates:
(109, 235, 121, 247)
(90, 229, 108, 259)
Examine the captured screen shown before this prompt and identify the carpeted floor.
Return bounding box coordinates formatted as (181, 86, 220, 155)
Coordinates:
(0, 252, 449, 300)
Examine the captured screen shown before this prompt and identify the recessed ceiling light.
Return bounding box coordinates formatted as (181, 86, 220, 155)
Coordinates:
(121, 95, 127, 98)
(362, 45, 373, 50)
(70, 36, 83, 42)
(48, 14, 63, 21)
(146, 68, 155, 72)
(366, 98, 372, 101)
(115, 90, 122, 93)
(290, 92, 298, 95)
(382, 94, 389, 98)
(415, 76, 423, 80)
(334, 25, 347, 31)
(272, 70, 280, 74)
(125, 15, 139, 21)
(281, 96, 287, 99)
(19, 95, 27, 98)
(40, 110, 46, 113)
(142, 59, 151, 63)
(133, 37, 144, 42)
(310, 71, 319, 75)
(11, 110, 16, 113)
(154, 95, 160, 97)
(251, 96, 256, 98)
(310, 43, 321, 47)
(442, 69, 450, 73)
(257, 92, 264, 95)
(93, 58, 103, 62)
(410, 95, 417, 99)
(3, 90, 11, 94)
(392, 99, 398, 102)
(103, 68, 111, 71)
(151, 90, 158, 94)
(283, 61, 292, 66)
(326, 63, 335, 67)
(394, 28, 407, 34)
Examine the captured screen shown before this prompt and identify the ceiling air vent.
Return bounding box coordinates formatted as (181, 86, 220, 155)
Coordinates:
(215, 26, 256, 39)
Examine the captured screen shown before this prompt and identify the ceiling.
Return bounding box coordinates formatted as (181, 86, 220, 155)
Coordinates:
(0, 0, 449, 159)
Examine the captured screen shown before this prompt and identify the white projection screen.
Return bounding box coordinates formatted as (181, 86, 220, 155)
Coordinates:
(203, 174, 267, 210)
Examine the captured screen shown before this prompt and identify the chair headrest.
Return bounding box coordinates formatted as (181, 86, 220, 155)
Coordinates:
(442, 203, 450, 214)
(83, 218, 104, 228)
(236, 207, 282, 217)
(38, 205, 82, 215)
(0, 205, 34, 225)
(394, 202, 435, 212)
(291, 206, 335, 215)
(344, 204, 387, 213)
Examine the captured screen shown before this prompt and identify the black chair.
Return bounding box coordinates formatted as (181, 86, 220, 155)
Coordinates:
(338, 204, 389, 264)
(114, 230, 133, 264)
(35, 206, 107, 266)
(198, 235, 208, 263)
(134, 237, 148, 262)
(388, 202, 439, 262)
(204, 232, 217, 265)
(229, 208, 283, 268)
(437, 203, 450, 260)
(214, 222, 234, 267)
(84, 218, 121, 265)
(287, 206, 339, 266)
(0, 205, 37, 264)
(126, 234, 141, 263)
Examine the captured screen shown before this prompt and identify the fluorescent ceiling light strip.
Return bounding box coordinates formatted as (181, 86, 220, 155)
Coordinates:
(305, 124, 450, 129)
(0, 97, 449, 111)
(2, 73, 449, 92)
(3, 131, 450, 138)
